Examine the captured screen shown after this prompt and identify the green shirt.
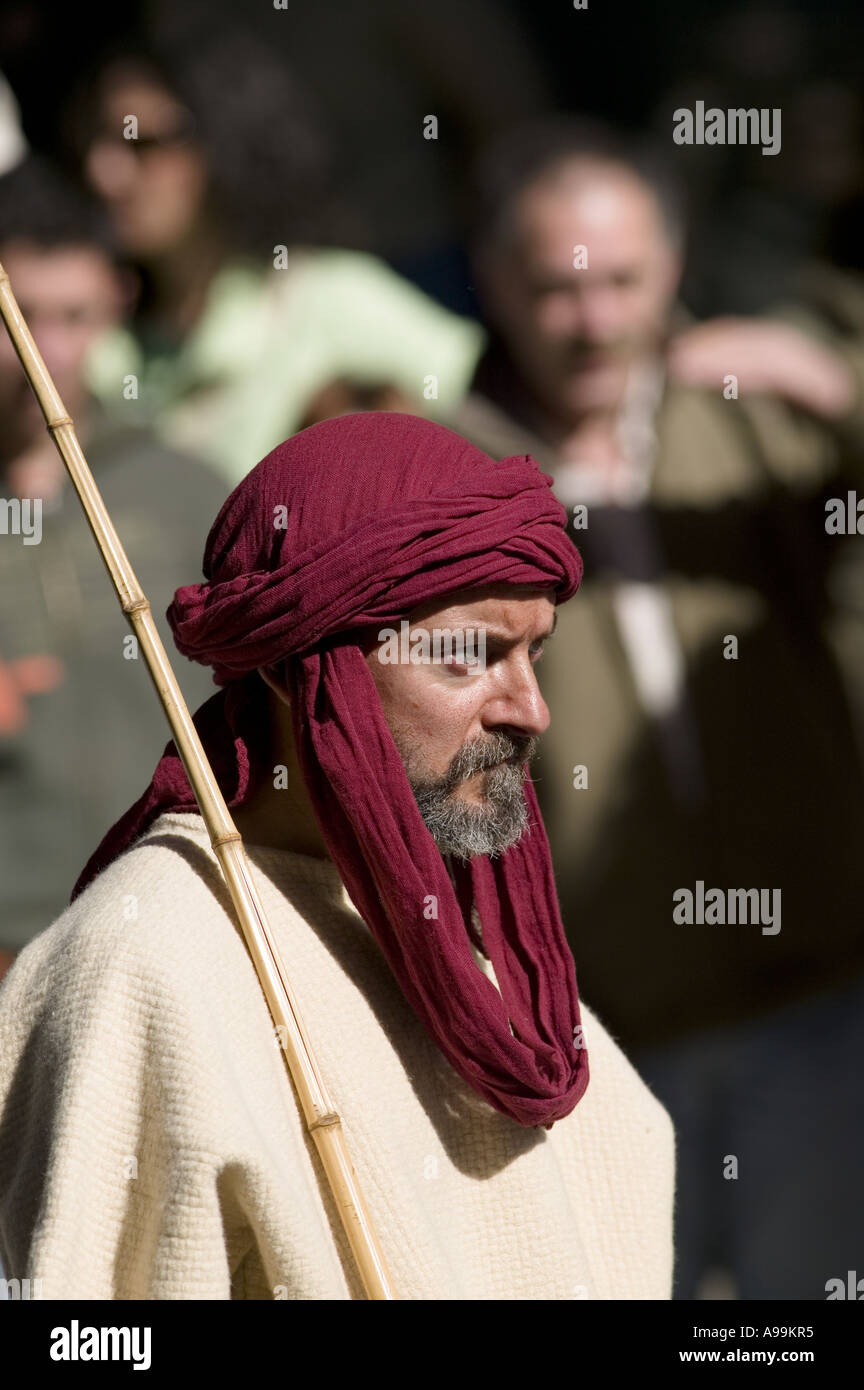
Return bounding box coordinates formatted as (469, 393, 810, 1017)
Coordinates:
(86, 249, 485, 486)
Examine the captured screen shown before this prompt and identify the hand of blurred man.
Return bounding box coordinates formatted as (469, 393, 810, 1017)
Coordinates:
(667, 318, 856, 419)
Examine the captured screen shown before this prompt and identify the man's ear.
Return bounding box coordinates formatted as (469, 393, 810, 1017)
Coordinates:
(257, 663, 291, 706)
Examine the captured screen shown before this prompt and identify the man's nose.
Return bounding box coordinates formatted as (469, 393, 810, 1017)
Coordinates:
(485, 662, 551, 739)
(579, 286, 623, 344)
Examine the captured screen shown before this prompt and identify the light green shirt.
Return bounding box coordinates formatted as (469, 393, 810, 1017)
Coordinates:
(86, 248, 485, 486)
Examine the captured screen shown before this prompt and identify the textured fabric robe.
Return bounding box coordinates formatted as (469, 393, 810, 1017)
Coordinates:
(0, 811, 675, 1299)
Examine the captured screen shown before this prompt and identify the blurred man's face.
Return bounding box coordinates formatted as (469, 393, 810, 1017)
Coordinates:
(0, 241, 122, 452)
(478, 160, 682, 422)
(365, 586, 555, 860)
(84, 66, 208, 258)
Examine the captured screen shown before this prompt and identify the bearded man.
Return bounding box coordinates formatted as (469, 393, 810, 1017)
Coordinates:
(0, 412, 674, 1300)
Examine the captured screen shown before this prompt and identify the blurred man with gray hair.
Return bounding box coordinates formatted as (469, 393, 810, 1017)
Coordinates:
(453, 115, 864, 1300)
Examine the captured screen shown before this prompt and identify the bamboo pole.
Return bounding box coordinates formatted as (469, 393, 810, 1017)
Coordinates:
(0, 260, 397, 1302)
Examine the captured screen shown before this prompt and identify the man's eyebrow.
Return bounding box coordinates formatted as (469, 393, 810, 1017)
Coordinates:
(481, 613, 558, 647)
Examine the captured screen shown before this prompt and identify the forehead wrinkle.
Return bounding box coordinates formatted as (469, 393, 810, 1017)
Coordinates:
(418, 605, 557, 648)
(401, 590, 558, 654)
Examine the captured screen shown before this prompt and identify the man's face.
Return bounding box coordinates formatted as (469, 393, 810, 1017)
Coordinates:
(365, 587, 556, 860)
(478, 160, 681, 422)
(0, 241, 122, 452)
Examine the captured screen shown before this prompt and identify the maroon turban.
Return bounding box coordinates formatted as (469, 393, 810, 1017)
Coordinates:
(74, 412, 590, 1128)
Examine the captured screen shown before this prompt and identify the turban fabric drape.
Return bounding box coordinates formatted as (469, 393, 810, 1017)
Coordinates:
(73, 412, 590, 1128)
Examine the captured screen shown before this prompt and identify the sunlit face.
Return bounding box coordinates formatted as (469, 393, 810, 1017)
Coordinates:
(0, 242, 122, 451)
(83, 65, 208, 257)
(365, 586, 556, 860)
(478, 160, 681, 421)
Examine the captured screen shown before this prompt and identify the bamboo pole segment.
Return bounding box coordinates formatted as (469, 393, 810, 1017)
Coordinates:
(0, 261, 397, 1302)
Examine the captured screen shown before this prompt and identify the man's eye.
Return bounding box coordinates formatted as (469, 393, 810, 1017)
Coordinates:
(529, 643, 546, 661)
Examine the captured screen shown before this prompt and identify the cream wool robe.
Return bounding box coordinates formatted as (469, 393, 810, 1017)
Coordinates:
(0, 812, 675, 1300)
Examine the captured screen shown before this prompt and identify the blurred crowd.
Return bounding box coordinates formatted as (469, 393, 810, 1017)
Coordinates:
(1, 0, 863, 1302)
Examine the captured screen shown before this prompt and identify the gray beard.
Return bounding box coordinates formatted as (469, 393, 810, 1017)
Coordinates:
(405, 731, 537, 862)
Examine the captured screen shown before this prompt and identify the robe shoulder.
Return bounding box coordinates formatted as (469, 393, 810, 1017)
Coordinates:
(0, 817, 287, 1136)
(2, 819, 244, 1013)
(0, 819, 301, 1299)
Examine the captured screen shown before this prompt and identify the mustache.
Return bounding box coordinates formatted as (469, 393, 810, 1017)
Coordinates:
(560, 339, 633, 362)
(443, 731, 538, 789)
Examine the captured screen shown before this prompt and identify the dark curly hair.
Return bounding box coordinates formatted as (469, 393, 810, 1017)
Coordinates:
(65, 22, 332, 257)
